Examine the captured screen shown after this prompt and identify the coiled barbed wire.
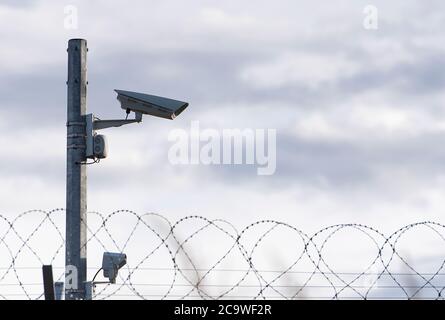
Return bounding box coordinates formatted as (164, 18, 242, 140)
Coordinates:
(0, 209, 444, 300)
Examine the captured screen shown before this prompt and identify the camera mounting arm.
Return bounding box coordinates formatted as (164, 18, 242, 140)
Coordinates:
(91, 111, 142, 130)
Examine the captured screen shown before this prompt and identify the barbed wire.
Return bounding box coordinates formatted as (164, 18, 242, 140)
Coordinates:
(0, 209, 444, 300)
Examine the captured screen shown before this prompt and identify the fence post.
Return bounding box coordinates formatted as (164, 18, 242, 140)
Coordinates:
(42, 265, 55, 300)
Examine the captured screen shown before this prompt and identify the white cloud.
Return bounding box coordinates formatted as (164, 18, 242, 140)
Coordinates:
(240, 52, 360, 89)
(198, 7, 257, 31)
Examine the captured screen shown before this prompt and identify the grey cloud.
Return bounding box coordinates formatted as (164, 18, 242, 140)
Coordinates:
(162, 128, 445, 197)
(1, 0, 445, 210)
(0, 69, 66, 124)
(0, 0, 36, 8)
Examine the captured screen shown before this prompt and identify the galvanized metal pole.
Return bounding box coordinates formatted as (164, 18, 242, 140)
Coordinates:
(66, 38, 88, 300)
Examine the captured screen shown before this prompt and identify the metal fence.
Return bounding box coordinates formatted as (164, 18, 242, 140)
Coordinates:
(0, 209, 444, 300)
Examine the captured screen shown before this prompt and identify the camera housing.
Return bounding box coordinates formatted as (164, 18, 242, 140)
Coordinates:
(115, 89, 189, 120)
(102, 252, 127, 284)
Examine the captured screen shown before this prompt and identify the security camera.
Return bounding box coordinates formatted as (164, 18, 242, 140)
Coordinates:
(102, 252, 127, 284)
(115, 89, 189, 120)
(84, 89, 189, 162)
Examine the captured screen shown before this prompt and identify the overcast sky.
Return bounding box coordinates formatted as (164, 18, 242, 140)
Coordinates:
(1, 0, 445, 299)
(1, 0, 445, 280)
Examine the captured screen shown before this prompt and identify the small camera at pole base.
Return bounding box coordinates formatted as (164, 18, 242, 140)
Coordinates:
(102, 252, 127, 284)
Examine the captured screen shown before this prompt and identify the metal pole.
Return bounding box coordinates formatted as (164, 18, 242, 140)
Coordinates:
(66, 38, 88, 300)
